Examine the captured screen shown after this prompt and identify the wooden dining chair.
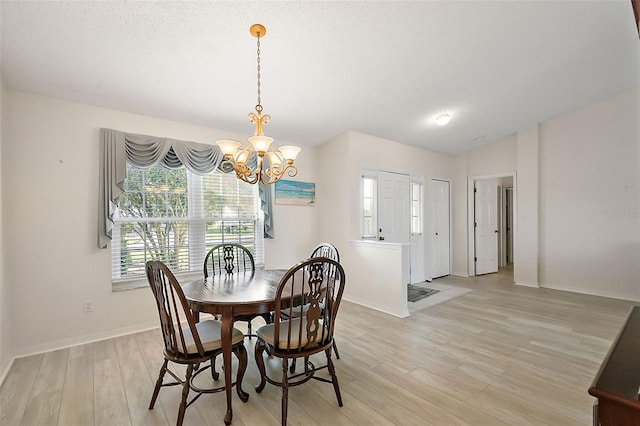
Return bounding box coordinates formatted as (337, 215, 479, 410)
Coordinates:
(286, 243, 341, 372)
(203, 243, 272, 337)
(309, 242, 340, 263)
(254, 257, 346, 426)
(203, 243, 256, 278)
(146, 261, 248, 426)
(309, 243, 341, 360)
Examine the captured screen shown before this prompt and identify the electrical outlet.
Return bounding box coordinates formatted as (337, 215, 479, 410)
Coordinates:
(84, 300, 94, 313)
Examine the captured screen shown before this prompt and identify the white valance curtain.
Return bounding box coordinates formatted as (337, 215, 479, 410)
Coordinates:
(98, 128, 274, 249)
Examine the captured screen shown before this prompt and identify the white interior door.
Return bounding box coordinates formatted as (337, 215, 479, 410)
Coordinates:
(431, 179, 450, 278)
(377, 171, 410, 244)
(475, 180, 498, 275)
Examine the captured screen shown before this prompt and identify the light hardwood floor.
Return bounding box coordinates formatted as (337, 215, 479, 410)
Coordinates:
(1, 269, 635, 425)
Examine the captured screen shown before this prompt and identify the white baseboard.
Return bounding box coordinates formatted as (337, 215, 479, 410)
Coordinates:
(0, 356, 15, 387)
(515, 281, 539, 288)
(342, 296, 410, 318)
(1, 321, 159, 387)
(12, 321, 159, 361)
(540, 282, 640, 303)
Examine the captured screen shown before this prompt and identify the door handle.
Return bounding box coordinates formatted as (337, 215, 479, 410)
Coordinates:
(495, 230, 499, 233)
(379, 236, 385, 241)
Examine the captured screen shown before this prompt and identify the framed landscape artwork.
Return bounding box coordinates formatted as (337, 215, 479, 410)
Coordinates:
(274, 180, 315, 206)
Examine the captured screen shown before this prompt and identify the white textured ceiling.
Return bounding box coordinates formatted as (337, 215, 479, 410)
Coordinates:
(1, 1, 638, 155)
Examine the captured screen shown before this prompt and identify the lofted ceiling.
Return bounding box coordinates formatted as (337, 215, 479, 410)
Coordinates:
(1, 1, 638, 156)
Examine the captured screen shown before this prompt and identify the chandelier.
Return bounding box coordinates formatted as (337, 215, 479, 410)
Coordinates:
(216, 24, 301, 185)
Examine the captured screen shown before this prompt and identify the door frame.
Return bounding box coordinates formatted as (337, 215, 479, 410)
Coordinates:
(504, 186, 514, 265)
(410, 176, 426, 284)
(467, 173, 517, 277)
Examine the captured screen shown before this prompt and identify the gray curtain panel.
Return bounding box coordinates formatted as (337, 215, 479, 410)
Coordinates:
(259, 182, 274, 238)
(98, 128, 274, 248)
(98, 129, 127, 249)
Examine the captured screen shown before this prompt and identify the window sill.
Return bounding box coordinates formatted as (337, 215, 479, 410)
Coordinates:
(350, 240, 410, 248)
(112, 271, 204, 292)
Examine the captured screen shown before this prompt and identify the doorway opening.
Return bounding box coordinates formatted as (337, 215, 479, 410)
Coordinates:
(467, 173, 516, 281)
(504, 186, 514, 266)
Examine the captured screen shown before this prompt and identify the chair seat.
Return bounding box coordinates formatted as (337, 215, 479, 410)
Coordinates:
(180, 319, 245, 355)
(281, 304, 309, 318)
(281, 301, 327, 318)
(256, 318, 310, 349)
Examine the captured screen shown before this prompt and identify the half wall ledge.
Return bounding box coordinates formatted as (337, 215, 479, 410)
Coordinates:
(342, 240, 410, 318)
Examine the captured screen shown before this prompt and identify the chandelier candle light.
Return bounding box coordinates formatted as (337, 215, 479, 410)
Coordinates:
(216, 24, 301, 185)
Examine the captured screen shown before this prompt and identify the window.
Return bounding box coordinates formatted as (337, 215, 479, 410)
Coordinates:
(362, 175, 377, 239)
(411, 182, 423, 235)
(111, 163, 262, 281)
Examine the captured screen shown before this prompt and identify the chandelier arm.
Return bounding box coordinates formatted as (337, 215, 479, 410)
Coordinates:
(260, 171, 280, 185)
(264, 166, 283, 181)
(285, 165, 298, 178)
(237, 153, 263, 185)
(232, 160, 254, 183)
(241, 173, 260, 185)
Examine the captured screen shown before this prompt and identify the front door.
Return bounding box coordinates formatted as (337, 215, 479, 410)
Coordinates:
(377, 171, 410, 244)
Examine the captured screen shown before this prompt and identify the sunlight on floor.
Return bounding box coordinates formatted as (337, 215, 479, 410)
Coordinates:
(408, 266, 514, 313)
(408, 281, 472, 313)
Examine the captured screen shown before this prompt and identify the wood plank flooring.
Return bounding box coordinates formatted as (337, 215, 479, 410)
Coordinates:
(1, 269, 635, 425)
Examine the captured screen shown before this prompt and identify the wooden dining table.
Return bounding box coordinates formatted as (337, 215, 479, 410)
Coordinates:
(182, 269, 286, 425)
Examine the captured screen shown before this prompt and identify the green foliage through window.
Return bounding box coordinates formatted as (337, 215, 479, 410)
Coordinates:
(112, 163, 261, 280)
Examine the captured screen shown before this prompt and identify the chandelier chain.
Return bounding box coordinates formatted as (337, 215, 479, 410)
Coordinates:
(256, 35, 262, 112)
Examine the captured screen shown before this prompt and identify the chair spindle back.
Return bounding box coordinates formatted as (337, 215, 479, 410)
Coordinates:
(273, 257, 346, 354)
(146, 261, 204, 358)
(203, 243, 255, 278)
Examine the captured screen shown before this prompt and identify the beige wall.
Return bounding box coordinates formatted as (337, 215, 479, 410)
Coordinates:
(316, 131, 352, 253)
(263, 145, 320, 269)
(0, 72, 9, 380)
(450, 154, 470, 276)
(538, 89, 639, 299)
(466, 133, 517, 177)
(515, 125, 540, 286)
(2, 91, 317, 358)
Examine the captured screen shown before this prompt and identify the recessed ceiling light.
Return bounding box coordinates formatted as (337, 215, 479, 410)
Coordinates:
(435, 113, 451, 126)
